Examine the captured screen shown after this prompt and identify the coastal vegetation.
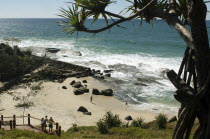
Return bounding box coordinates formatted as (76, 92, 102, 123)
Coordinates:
(58, 0, 210, 138)
(0, 112, 197, 139)
(0, 43, 44, 82)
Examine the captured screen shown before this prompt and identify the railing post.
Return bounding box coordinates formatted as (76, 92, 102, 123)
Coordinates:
(1, 115, 3, 125)
(28, 114, 30, 126)
(13, 115, 16, 129)
(56, 123, 58, 134)
(10, 120, 12, 130)
(58, 126, 61, 137)
(0, 120, 1, 129)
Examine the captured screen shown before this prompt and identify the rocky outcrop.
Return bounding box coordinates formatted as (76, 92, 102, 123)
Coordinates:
(101, 89, 113, 96)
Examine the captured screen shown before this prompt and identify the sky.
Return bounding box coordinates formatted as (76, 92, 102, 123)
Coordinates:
(0, 0, 210, 19)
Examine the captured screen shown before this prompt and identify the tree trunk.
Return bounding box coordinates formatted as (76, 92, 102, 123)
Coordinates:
(167, 0, 210, 138)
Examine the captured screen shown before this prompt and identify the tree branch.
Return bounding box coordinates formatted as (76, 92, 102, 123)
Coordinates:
(151, 8, 194, 50)
(82, 0, 155, 33)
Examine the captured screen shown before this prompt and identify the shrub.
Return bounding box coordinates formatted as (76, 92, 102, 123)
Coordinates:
(96, 120, 109, 134)
(155, 114, 168, 129)
(103, 111, 122, 128)
(131, 118, 144, 128)
(15, 102, 34, 108)
(72, 123, 79, 132)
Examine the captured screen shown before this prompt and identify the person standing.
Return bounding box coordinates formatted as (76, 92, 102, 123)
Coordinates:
(48, 117, 55, 132)
(41, 116, 48, 130)
(90, 95, 93, 103)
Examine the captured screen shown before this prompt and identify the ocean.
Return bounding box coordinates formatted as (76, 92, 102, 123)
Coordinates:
(1, 18, 204, 113)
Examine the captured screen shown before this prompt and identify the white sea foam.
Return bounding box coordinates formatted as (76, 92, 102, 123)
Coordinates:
(18, 39, 182, 112)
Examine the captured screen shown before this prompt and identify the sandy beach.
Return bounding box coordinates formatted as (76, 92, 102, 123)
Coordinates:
(0, 76, 176, 131)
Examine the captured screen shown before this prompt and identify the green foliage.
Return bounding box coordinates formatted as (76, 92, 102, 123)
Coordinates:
(155, 114, 168, 129)
(102, 111, 122, 128)
(0, 43, 44, 81)
(96, 120, 109, 134)
(58, 5, 88, 34)
(15, 102, 34, 108)
(131, 117, 144, 128)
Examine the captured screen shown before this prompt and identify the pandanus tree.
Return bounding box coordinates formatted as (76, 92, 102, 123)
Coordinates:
(58, 0, 210, 138)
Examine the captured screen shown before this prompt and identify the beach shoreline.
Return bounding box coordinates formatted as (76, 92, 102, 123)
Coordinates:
(0, 57, 177, 131)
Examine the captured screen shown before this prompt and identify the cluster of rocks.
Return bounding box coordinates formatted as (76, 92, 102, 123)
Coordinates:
(70, 80, 89, 95)
(92, 88, 113, 96)
(77, 106, 91, 115)
(91, 69, 113, 80)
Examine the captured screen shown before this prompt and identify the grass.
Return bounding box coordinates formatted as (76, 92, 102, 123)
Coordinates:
(0, 122, 197, 139)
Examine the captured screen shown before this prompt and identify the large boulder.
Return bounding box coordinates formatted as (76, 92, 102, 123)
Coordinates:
(79, 87, 89, 93)
(92, 88, 101, 95)
(77, 106, 88, 113)
(168, 116, 177, 123)
(70, 80, 76, 85)
(125, 115, 133, 121)
(101, 89, 113, 96)
(82, 80, 87, 83)
(72, 82, 82, 88)
(74, 89, 84, 95)
(62, 86, 67, 89)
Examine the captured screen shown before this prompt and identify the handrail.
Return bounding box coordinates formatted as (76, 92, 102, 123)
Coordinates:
(30, 116, 41, 121)
(0, 114, 61, 137)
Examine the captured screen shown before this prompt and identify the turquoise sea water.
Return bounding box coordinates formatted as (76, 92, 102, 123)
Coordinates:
(1, 18, 208, 113)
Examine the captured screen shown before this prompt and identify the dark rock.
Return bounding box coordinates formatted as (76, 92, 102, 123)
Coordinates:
(62, 86, 67, 89)
(100, 73, 103, 76)
(79, 87, 89, 93)
(92, 69, 96, 74)
(70, 80, 76, 85)
(74, 89, 84, 95)
(134, 83, 148, 86)
(96, 70, 101, 73)
(168, 116, 177, 123)
(46, 48, 60, 53)
(104, 70, 114, 73)
(72, 82, 82, 88)
(83, 80, 87, 83)
(94, 75, 105, 80)
(83, 112, 92, 115)
(101, 89, 113, 96)
(84, 85, 87, 87)
(92, 88, 101, 95)
(76, 75, 81, 78)
(125, 115, 133, 121)
(105, 74, 111, 77)
(77, 106, 88, 112)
